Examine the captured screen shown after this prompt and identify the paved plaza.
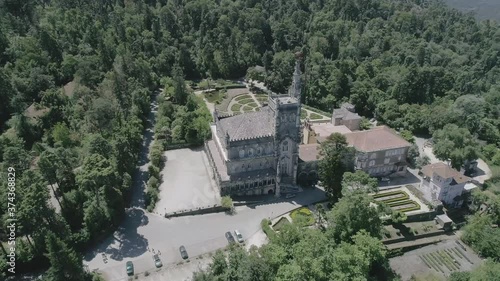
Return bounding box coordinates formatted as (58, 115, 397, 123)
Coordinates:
(84, 188, 326, 281)
(155, 148, 221, 214)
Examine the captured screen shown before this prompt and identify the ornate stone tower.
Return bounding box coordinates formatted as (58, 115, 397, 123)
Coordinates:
(272, 52, 303, 196)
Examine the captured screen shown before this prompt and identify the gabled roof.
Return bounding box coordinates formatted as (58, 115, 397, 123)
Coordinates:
(421, 162, 470, 184)
(332, 108, 361, 121)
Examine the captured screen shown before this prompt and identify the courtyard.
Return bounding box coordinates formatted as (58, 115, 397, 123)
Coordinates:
(154, 148, 221, 214)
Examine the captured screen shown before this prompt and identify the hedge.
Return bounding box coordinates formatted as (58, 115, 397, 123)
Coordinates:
(387, 199, 417, 207)
(261, 219, 277, 240)
(373, 190, 407, 198)
(215, 84, 246, 90)
(398, 203, 421, 213)
(379, 194, 409, 204)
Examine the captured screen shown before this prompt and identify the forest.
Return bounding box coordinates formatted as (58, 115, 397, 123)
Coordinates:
(0, 0, 499, 280)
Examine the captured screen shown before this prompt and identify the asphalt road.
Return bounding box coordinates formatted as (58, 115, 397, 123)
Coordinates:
(84, 188, 326, 281)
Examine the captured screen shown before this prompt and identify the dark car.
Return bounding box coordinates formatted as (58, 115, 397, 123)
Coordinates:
(225, 231, 235, 244)
(153, 254, 162, 268)
(179, 245, 189, 259)
(126, 261, 134, 276)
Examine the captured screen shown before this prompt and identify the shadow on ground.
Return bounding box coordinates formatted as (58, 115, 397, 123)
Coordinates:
(84, 208, 150, 262)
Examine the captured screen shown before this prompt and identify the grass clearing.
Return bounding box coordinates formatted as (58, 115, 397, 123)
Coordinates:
(309, 112, 324, 120)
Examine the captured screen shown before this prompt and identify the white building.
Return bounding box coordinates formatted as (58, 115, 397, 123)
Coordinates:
(421, 162, 477, 208)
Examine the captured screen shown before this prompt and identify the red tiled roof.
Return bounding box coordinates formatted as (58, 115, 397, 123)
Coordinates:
(344, 126, 411, 152)
(421, 162, 470, 184)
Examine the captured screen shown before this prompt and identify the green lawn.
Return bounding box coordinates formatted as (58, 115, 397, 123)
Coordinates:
(204, 91, 225, 104)
(242, 105, 254, 112)
(272, 217, 291, 231)
(238, 98, 255, 104)
(235, 94, 253, 101)
(231, 103, 242, 112)
(309, 112, 324, 120)
(290, 207, 315, 226)
(247, 102, 258, 108)
(300, 109, 307, 119)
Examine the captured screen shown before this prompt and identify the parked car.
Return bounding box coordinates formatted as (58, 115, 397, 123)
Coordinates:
(179, 246, 189, 259)
(152, 254, 162, 268)
(234, 230, 244, 243)
(380, 177, 390, 182)
(225, 231, 235, 244)
(285, 193, 296, 199)
(125, 261, 134, 276)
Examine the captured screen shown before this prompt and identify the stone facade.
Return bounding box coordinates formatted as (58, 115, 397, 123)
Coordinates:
(206, 56, 303, 197)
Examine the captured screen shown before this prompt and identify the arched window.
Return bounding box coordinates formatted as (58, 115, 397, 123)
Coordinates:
(282, 141, 288, 152)
(248, 148, 254, 157)
(239, 149, 245, 158)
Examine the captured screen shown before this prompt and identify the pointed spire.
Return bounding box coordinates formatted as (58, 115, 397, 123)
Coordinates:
(289, 52, 303, 99)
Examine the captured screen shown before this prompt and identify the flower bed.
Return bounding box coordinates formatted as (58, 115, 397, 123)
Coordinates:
(290, 207, 315, 226)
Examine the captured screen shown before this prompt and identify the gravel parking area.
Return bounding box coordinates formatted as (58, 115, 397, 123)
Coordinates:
(155, 148, 221, 214)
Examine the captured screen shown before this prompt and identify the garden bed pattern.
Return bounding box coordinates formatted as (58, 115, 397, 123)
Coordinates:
(228, 94, 260, 113)
(373, 190, 421, 213)
(419, 247, 473, 274)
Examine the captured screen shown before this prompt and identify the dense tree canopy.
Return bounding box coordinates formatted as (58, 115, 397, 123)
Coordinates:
(194, 192, 389, 281)
(1, 0, 500, 278)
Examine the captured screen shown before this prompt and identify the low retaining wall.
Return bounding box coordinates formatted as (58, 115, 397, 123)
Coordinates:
(406, 210, 441, 223)
(165, 205, 230, 218)
(383, 228, 447, 245)
(234, 201, 264, 206)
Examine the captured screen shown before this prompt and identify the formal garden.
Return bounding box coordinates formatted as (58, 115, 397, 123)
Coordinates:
(419, 246, 474, 274)
(230, 94, 260, 113)
(373, 190, 421, 213)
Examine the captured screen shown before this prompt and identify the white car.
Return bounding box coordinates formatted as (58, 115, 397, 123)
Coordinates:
(234, 230, 244, 243)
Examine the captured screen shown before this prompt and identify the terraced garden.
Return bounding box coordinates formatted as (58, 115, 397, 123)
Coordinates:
(373, 190, 421, 213)
(419, 247, 473, 274)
